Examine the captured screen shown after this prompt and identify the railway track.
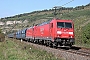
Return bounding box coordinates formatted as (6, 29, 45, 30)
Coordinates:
(56, 46, 90, 57)
(65, 49, 90, 57)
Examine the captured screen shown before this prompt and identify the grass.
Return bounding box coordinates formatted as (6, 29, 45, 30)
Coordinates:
(0, 38, 62, 60)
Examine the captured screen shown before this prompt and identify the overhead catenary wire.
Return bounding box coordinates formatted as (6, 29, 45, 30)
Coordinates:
(62, 0, 74, 6)
(53, 0, 74, 8)
(53, 0, 63, 7)
(53, 0, 74, 18)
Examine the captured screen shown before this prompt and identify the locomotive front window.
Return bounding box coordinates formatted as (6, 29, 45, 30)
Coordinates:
(65, 22, 72, 28)
(57, 22, 64, 28)
(57, 22, 72, 28)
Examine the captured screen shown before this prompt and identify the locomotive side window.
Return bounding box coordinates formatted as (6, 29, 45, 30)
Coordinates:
(50, 23, 53, 28)
(65, 22, 72, 28)
(57, 22, 72, 28)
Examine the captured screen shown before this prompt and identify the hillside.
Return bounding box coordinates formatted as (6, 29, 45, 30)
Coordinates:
(0, 3, 90, 47)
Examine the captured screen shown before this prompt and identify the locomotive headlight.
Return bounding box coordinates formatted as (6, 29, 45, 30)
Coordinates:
(69, 32, 73, 34)
(57, 31, 62, 34)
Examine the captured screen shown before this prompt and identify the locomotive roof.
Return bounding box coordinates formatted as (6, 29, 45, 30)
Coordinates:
(52, 18, 73, 22)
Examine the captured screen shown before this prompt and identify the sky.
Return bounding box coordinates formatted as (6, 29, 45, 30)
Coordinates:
(0, 0, 90, 18)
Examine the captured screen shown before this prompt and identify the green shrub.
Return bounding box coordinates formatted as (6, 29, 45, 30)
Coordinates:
(82, 23, 90, 44)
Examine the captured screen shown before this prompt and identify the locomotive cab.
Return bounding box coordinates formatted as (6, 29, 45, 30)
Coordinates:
(51, 19, 75, 46)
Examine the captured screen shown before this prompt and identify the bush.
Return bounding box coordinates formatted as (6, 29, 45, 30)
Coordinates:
(82, 23, 90, 44)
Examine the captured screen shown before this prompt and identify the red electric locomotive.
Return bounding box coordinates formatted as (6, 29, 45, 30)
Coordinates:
(26, 18, 75, 47)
